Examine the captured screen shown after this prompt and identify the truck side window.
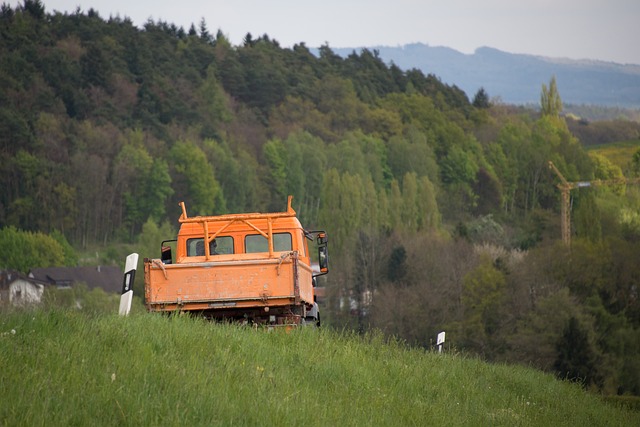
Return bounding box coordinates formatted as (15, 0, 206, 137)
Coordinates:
(187, 236, 234, 256)
(299, 231, 307, 256)
(245, 233, 292, 253)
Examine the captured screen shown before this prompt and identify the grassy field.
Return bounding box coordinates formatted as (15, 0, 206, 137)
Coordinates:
(1, 309, 638, 426)
(587, 139, 640, 170)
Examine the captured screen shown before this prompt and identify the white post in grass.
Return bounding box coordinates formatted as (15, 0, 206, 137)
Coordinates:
(437, 331, 446, 353)
(118, 253, 139, 316)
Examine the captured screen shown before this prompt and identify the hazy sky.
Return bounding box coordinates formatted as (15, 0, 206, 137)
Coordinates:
(40, 0, 640, 65)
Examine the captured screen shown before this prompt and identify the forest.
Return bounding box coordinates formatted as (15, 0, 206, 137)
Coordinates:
(2, 1, 640, 397)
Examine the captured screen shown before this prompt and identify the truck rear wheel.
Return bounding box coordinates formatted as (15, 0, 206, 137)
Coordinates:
(303, 312, 320, 327)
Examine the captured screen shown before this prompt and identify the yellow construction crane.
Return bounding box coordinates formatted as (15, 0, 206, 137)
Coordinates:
(548, 161, 640, 245)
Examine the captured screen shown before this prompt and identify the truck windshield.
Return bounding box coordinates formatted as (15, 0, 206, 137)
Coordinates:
(187, 236, 234, 256)
(245, 233, 292, 253)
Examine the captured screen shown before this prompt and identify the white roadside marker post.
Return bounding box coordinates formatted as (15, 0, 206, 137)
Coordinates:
(437, 331, 446, 353)
(118, 253, 139, 316)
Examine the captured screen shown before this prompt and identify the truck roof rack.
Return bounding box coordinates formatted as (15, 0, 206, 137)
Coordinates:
(177, 195, 297, 259)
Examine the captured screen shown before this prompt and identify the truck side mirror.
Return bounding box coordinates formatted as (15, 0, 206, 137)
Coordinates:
(317, 232, 328, 245)
(318, 245, 328, 274)
(160, 239, 176, 264)
(317, 232, 328, 275)
(161, 245, 172, 264)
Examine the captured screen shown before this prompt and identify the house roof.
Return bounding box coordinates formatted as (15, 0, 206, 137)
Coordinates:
(1, 269, 48, 289)
(29, 266, 123, 294)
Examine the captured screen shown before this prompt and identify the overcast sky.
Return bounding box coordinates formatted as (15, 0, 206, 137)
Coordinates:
(39, 0, 640, 65)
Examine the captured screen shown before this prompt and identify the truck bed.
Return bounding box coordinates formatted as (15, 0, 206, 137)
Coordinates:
(144, 251, 314, 314)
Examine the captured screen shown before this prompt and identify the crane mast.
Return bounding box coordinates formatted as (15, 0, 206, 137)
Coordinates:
(548, 161, 640, 245)
(547, 161, 574, 245)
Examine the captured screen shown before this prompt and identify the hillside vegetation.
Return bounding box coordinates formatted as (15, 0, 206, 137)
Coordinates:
(2, 1, 640, 399)
(1, 309, 638, 426)
(586, 140, 640, 171)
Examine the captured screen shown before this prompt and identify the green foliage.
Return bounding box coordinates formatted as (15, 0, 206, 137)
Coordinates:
(589, 151, 624, 180)
(541, 76, 563, 117)
(312, 75, 364, 135)
(554, 317, 601, 387)
(619, 207, 640, 241)
(387, 131, 439, 186)
(168, 140, 222, 215)
(632, 148, 640, 176)
(0, 226, 67, 273)
(506, 288, 582, 372)
(262, 138, 290, 209)
(568, 117, 640, 147)
(115, 133, 173, 236)
(136, 218, 175, 261)
(465, 215, 506, 245)
(387, 245, 407, 284)
(440, 144, 479, 185)
(49, 229, 78, 266)
(574, 192, 602, 242)
(472, 87, 490, 109)
(422, 179, 442, 230)
(473, 167, 503, 215)
(132, 218, 175, 296)
(459, 256, 507, 355)
(401, 172, 419, 233)
(202, 139, 259, 213)
(0, 2, 586, 246)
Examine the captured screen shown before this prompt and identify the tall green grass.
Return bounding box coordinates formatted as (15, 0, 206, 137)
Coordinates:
(1, 309, 638, 426)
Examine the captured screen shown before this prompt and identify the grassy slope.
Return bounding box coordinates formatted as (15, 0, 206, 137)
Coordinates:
(1, 310, 638, 426)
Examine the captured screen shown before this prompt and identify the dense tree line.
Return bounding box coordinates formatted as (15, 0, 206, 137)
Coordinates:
(2, 1, 640, 396)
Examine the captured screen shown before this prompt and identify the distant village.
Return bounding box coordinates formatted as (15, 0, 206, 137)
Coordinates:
(0, 266, 122, 307)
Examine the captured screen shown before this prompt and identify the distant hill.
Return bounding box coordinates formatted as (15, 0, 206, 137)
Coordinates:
(327, 44, 640, 108)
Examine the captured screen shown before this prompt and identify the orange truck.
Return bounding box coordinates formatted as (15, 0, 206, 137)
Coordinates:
(144, 196, 328, 327)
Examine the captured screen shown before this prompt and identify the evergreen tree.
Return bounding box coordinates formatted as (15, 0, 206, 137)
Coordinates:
(22, 0, 45, 20)
(554, 317, 600, 387)
(472, 87, 490, 109)
(198, 17, 212, 43)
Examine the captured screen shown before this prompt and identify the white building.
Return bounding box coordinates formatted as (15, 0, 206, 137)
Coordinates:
(0, 270, 46, 306)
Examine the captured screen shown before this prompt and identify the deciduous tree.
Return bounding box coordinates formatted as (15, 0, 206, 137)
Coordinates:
(169, 141, 222, 216)
(540, 75, 562, 117)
